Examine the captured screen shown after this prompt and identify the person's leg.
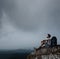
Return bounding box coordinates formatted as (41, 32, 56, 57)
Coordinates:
(45, 43, 49, 48)
(40, 43, 45, 47)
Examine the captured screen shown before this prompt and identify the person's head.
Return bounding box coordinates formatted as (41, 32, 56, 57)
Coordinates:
(46, 34, 51, 38)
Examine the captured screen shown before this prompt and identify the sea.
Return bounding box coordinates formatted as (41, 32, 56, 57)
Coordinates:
(0, 49, 32, 59)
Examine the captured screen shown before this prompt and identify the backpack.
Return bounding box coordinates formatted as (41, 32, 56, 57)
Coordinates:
(51, 36, 57, 47)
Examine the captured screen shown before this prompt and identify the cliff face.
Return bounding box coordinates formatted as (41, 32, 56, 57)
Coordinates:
(36, 55, 60, 59)
(27, 45, 60, 59)
(27, 54, 60, 59)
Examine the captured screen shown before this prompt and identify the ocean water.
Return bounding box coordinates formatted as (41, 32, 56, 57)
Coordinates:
(0, 49, 32, 59)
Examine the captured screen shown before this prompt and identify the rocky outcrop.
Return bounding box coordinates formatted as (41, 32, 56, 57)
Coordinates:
(27, 45, 60, 59)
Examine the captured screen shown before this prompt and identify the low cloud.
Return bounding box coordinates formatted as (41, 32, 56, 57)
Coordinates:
(0, 0, 60, 49)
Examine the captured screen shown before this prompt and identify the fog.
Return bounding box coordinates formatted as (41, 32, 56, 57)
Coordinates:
(0, 0, 60, 49)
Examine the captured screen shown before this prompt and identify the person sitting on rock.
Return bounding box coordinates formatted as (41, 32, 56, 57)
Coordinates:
(41, 34, 51, 48)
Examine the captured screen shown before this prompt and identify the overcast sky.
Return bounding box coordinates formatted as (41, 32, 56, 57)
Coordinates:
(0, 0, 60, 49)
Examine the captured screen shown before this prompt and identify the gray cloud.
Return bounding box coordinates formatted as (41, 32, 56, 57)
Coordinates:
(0, 0, 48, 31)
(0, 0, 60, 31)
(0, 0, 60, 49)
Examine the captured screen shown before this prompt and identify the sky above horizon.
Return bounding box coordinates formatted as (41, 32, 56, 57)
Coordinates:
(0, 0, 60, 49)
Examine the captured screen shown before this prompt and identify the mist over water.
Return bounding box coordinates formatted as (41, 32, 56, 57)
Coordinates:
(0, 0, 60, 49)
